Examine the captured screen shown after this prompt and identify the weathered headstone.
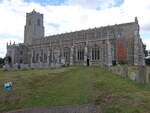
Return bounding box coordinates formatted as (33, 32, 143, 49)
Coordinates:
(138, 66, 146, 83)
(61, 58, 65, 66)
(3, 65, 7, 71)
(129, 72, 136, 81)
(3, 64, 10, 71)
(115, 64, 121, 75)
(13, 63, 19, 70)
(122, 64, 128, 78)
(108, 66, 112, 72)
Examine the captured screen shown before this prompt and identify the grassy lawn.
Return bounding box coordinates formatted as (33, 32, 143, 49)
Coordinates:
(0, 67, 150, 113)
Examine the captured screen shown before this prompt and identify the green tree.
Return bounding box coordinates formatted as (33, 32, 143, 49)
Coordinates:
(4, 56, 12, 64)
(143, 44, 148, 57)
(0, 57, 4, 68)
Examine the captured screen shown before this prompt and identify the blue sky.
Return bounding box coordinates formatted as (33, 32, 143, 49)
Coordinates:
(23, 0, 124, 8)
(0, 0, 150, 58)
(23, 0, 124, 6)
(24, 0, 65, 6)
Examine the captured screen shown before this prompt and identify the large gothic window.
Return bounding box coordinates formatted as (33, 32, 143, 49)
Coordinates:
(92, 47, 100, 60)
(77, 48, 84, 61)
(44, 53, 47, 63)
(64, 48, 70, 62)
(49, 51, 52, 64)
(40, 50, 43, 62)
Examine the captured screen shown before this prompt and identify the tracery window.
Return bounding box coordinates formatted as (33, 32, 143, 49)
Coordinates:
(77, 48, 84, 61)
(92, 47, 100, 60)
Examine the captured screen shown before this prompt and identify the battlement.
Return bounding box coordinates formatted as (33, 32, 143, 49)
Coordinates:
(7, 42, 25, 49)
(26, 9, 43, 17)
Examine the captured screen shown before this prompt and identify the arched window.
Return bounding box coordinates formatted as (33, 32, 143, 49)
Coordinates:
(64, 48, 70, 62)
(92, 47, 100, 60)
(37, 19, 40, 26)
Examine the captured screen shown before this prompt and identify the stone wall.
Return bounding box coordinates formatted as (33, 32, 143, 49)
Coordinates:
(111, 65, 150, 84)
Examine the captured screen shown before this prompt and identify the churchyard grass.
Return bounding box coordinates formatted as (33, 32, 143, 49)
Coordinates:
(0, 67, 150, 113)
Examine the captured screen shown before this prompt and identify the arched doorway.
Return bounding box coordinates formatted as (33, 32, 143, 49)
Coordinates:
(87, 58, 90, 66)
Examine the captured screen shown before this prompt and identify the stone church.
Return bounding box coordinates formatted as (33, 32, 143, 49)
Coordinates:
(6, 10, 145, 68)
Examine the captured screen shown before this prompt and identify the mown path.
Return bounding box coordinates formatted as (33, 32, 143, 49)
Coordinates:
(3, 104, 101, 113)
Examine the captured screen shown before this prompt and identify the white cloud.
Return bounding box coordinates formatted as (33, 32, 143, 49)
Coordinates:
(66, 0, 116, 9)
(0, 0, 150, 58)
(143, 38, 150, 50)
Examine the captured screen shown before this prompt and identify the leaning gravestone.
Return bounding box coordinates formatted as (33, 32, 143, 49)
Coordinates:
(129, 72, 136, 81)
(138, 66, 146, 83)
(122, 64, 128, 78)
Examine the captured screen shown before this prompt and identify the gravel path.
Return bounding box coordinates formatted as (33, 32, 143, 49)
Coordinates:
(3, 104, 101, 113)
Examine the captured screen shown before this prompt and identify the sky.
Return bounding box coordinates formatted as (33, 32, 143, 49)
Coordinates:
(0, 0, 150, 58)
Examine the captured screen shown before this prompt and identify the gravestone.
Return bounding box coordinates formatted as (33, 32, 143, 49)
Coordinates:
(3, 64, 10, 71)
(129, 72, 136, 81)
(61, 58, 65, 66)
(148, 73, 150, 84)
(13, 63, 19, 70)
(122, 64, 128, 78)
(115, 64, 121, 75)
(108, 66, 112, 72)
(138, 66, 146, 83)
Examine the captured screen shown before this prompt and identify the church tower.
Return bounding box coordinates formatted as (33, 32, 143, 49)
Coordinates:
(24, 10, 44, 45)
